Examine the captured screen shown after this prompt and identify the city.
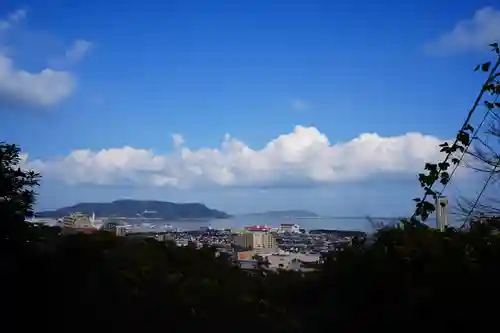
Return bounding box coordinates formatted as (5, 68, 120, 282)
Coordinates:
(29, 201, 450, 272)
(34, 212, 366, 271)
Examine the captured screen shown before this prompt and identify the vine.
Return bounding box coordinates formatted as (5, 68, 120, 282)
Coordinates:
(412, 43, 500, 222)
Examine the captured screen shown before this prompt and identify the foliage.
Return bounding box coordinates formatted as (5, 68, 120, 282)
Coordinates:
(413, 43, 500, 221)
(0, 141, 51, 253)
(3, 142, 500, 332)
(316, 220, 500, 331)
(0, 142, 40, 220)
(5, 47, 500, 332)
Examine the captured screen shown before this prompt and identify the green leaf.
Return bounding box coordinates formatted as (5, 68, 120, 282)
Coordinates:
(424, 163, 437, 173)
(440, 172, 450, 185)
(418, 173, 428, 187)
(425, 187, 436, 196)
(474, 64, 480, 71)
(438, 162, 450, 170)
(413, 198, 421, 202)
(419, 200, 436, 221)
(448, 144, 460, 153)
(418, 173, 436, 187)
(483, 83, 495, 92)
(485, 101, 495, 110)
(457, 131, 470, 146)
(490, 43, 500, 54)
(422, 200, 435, 211)
(482, 62, 491, 72)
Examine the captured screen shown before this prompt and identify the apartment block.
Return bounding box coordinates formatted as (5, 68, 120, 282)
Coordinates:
(233, 231, 276, 250)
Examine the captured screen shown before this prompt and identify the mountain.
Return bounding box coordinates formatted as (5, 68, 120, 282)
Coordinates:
(309, 229, 366, 237)
(36, 200, 230, 220)
(245, 210, 319, 218)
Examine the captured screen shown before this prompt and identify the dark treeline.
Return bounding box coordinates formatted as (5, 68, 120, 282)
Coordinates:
(2, 142, 499, 333)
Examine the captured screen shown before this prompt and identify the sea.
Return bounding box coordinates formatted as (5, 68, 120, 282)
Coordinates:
(203, 216, 405, 231)
(35, 215, 440, 233)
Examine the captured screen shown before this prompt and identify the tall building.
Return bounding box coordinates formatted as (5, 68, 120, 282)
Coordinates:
(436, 196, 449, 231)
(233, 233, 253, 249)
(252, 231, 277, 249)
(233, 231, 276, 250)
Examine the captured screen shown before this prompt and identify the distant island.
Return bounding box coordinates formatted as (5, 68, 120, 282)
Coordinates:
(244, 210, 319, 218)
(36, 200, 230, 220)
(309, 229, 366, 238)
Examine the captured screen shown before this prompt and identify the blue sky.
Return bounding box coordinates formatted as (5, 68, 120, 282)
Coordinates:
(1, 0, 499, 224)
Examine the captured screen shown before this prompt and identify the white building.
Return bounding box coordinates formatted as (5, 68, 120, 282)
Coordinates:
(236, 251, 320, 271)
(61, 213, 98, 234)
(436, 196, 449, 231)
(115, 226, 127, 237)
(279, 223, 300, 233)
(100, 217, 130, 236)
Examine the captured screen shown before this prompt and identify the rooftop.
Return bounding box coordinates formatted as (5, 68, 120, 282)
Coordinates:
(245, 225, 270, 231)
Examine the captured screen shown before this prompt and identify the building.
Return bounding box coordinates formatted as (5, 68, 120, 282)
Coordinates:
(157, 233, 175, 242)
(252, 231, 277, 249)
(233, 231, 277, 250)
(279, 223, 300, 233)
(115, 226, 127, 236)
(61, 213, 98, 234)
(101, 217, 130, 236)
(244, 225, 271, 232)
(233, 233, 253, 249)
(236, 251, 321, 272)
(436, 196, 449, 231)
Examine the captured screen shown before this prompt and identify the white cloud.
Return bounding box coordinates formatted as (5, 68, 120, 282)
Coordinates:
(22, 126, 452, 189)
(425, 7, 500, 55)
(51, 39, 93, 67)
(0, 53, 75, 107)
(0, 9, 88, 108)
(292, 99, 309, 110)
(172, 134, 185, 147)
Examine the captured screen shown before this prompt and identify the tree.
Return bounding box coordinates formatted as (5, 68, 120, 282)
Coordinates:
(413, 43, 500, 224)
(453, 44, 500, 221)
(0, 144, 300, 331)
(0, 142, 40, 221)
(0, 142, 54, 251)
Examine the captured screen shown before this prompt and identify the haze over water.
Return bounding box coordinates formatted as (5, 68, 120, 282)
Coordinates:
(39, 215, 444, 232)
(132, 216, 414, 232)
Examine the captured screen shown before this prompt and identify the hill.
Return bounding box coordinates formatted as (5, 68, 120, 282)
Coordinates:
(36, 199, 230, 220)
(246, 210, 319, 218)
(309, 229, 366, 237)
